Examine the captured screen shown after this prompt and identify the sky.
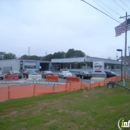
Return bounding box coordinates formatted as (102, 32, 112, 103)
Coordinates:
(0, 0, 130, 59)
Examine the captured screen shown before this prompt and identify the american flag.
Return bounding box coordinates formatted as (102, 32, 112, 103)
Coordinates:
(115, 18, 130, 37)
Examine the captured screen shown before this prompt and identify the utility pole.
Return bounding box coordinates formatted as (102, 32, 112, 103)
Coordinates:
(28, 47, 30, 56)
(128, 46, 130, 70)
(120, 12, 130, 79)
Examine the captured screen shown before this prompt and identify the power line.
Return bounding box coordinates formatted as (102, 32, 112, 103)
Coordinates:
(81, 0, 121, 23)
(120, 0, 130, 11)
(113, 0, 126, 12)
(97, 0, 121, 16)
(93, 0, 114, 17)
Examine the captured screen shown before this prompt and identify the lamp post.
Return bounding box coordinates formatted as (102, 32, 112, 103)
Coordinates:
(117, 49, 123, 82)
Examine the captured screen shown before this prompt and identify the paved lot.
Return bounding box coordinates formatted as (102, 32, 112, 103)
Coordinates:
(0, 78, 91, 87)
(0, 71, 91, 87)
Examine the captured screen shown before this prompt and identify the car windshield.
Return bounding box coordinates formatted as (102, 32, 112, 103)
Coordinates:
(44, 71, 52, 73)
(26, 70, 35, 73)
(105, 71, 116, 75)
(110, 71, 116, 74)
(62, 71, 70, 73)
(12, 70, 20, 73)
(0, 71, 2, 74)
(82, 71, 90, 74)
(30, 71, 37, 74)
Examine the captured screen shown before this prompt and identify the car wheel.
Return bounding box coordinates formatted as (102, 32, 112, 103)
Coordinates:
(81, 76, 84, 79)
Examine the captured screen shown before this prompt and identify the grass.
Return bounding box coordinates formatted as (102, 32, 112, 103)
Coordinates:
(0, 82, 130, 130)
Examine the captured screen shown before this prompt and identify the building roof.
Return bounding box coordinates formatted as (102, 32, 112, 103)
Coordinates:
(51, 56, 122, 65)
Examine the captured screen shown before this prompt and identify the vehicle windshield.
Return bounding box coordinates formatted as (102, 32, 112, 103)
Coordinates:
(12, 70, 20, 73)
(30, 71, 37, 74)
(110, 71, 116, 74)
(62, 71, 70, 73)
(26, 70, 36, 73)
(45, 71, 52, 73)
(82, 71, 90, 74)
(0, 71, 3, 74)
(105, 71, 116, 75)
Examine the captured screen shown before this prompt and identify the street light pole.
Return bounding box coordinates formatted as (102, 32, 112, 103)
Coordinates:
(128, 46, 130, 68)
(121, 50, 123, 81)
(117, 49, 123, 83)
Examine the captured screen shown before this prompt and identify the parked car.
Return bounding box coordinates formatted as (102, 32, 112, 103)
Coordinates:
(42, 71, 54, 78)
(8, 70, 23, 79)
(75, 71, 92, 79)
(58, 71, 73, 79)
(23, 70, 38, 78)
(0, 71, 4, 80)
(105, 70, 118, 78)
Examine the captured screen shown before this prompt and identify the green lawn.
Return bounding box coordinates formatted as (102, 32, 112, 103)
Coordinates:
(0, 83, 130, 130)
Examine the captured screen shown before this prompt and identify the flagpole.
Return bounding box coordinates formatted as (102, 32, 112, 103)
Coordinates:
(120, 12, 127, 86)
(124, 12, 127, 86)
(116, 13, 130, 86)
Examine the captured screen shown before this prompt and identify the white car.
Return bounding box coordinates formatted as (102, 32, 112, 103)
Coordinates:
(58, 71, 73, 79)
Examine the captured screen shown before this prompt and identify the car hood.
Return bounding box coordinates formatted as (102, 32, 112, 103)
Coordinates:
(63, 73, 72, 76)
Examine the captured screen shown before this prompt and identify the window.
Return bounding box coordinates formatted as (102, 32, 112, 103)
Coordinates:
(24, 65, 36, 69)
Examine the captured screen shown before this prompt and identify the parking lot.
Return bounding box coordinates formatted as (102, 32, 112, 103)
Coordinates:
(0, 71, 92, 87)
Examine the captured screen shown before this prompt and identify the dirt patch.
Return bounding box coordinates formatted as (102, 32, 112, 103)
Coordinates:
(45, 119, 58, 125)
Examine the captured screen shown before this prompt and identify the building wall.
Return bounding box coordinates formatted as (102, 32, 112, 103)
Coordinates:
(0, 59, 51, 73)
(51, 57, 129, 72)
(20, 60, 51, 71)
(0, 59, 19, 72)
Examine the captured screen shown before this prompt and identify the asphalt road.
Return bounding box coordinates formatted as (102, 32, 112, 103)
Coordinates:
(0, 71, 91, 87)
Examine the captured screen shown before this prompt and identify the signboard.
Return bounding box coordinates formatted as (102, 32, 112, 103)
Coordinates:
(93, 61, 104, 74)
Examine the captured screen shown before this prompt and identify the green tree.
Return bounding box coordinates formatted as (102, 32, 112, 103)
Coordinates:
(53, 51, 66, 59)
(0, 52, 16, 59)
(0, 52, 6, 60)
(45, 54, 53, 61)
(20, 49, 85, 60)
(20, 55, 44, 60)
(66, 49, 85, 58)
(20, 55, 29, 59)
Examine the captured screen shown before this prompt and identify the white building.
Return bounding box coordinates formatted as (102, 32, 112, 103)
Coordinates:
(51, 56, 128, 73)
(0, 59, 51, 73)
(0, 56, 128, 74)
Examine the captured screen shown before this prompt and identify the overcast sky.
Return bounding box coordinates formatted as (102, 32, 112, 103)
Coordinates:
(0, 0, 130, 59)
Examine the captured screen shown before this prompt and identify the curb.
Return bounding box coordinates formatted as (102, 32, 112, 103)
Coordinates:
(0, 81, 65, 85)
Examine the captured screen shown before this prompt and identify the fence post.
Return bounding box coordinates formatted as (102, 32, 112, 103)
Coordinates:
(8, 86, 10, 100)
(33, 84, 35, 97)
(65, 82, 67, 92)
(52, 83, 55, 93)
(104, 79, 106, 86)
(69, 82, 71, 91)
(80, 82, 82, 89)
(89, 83, 91, 89)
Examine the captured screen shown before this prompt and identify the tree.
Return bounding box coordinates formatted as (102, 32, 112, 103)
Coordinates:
(0, 52, 6, 60)
(0, 52, 16, 60)
(45, 54, 53, 61)
(20, 55, 44, 60)
(20, 55, 29, 59)
(53, 51, 66, 59)
(20, 49, 85, 60)
(66, 49, 85, 58)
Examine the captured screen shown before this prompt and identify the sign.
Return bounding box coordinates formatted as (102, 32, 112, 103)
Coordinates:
(93, 61, 104, 74)
(118, 118, 130, 130)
